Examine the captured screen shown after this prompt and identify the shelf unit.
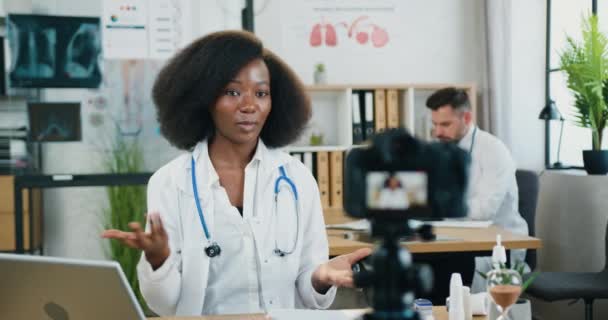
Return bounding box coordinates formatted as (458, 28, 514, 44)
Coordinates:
(291, 83, 477, 222)
(296, 83, 477, 147)
(0, 175, 42, 252)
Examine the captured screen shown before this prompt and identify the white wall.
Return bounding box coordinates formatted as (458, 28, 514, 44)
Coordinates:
(2, 0, 546, 257)
(509, 0, 545, 171)
(256, 0, 545, 171)
(257, 0, 486, 85)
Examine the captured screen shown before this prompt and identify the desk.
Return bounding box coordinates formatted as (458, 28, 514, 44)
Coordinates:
(151, 307, 487, 319)
(12, 173, 153, 253)
(13, 174, 541, 256)
(328, 226, 542, 256)
(328, 226, 541, 304)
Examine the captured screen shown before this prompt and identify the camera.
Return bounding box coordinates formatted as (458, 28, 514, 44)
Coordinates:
(344, 128, 469, 220)
(343, 129, 470, 320)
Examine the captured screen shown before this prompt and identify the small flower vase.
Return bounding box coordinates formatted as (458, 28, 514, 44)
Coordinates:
(314, 70, 327, 84)
(310, 133, 324, 146)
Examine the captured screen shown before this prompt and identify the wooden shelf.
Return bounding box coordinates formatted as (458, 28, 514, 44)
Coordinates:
(306, 83, 477, 91)
(300, 82, 478, 226)
(282, 145, 350, 153)
(0, 175, 43, 251)
(305, 82, 478, 135)
(323, 207, 357, 225)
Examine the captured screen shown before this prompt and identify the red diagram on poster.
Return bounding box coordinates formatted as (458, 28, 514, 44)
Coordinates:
(309, 16, 389, 48)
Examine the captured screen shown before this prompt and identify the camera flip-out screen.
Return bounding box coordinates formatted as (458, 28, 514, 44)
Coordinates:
(366, 170, 431, 218)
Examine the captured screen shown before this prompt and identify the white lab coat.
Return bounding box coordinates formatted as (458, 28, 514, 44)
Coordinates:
(136, 140, 336, 316)
(458, 126, 528, 237)
(459, 126, 529, 293)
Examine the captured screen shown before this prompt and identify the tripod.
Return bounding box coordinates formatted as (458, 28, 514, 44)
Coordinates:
(354, 217, 434, 320)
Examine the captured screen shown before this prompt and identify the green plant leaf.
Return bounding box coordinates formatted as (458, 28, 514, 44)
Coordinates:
(514, 261, 526, 276)
(521, 272, 539, 293)
(560, 14, 608, 149)
(476, 270, 488, 279)
(102, 135, 151, 314)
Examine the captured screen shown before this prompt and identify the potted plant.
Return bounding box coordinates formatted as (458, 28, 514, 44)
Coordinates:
(102, 135, 153, 315)
(478, 261, 538, 320)
(560, 14, 608, 174)
(314, 62, 327, 84)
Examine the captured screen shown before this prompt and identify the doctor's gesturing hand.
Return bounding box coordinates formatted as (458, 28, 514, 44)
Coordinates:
(311, 247, 373, 292)
(102, 212, 169, 270)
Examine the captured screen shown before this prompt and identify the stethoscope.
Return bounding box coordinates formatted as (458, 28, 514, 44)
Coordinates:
(190, 156, 300, 258)
(469, 126, 477, 154)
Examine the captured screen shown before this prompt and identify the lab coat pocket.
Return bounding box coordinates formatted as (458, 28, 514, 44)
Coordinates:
(266, 247, 300, 286)
(180, 245, 208, 288)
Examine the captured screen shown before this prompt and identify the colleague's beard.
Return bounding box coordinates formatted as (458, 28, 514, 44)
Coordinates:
(438, 136, 460, 144)
(437, 133, 466, 145)
(453, 125, 471, 144)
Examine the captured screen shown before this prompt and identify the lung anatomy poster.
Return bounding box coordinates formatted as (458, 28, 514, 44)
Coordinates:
(280, 0, 405, 84)
(309, 10, 390, 49)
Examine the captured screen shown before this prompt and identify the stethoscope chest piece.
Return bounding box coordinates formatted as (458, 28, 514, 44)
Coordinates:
(205, 242, 221, 258)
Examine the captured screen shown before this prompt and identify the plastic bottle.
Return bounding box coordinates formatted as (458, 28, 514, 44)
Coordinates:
(491, 234, 507, 268)
(462, 286, 472, 320)
(449, 273, 464, 320)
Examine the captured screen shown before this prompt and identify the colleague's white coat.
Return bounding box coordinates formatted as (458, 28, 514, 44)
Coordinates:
(460, 126, 529, 293)
(136, 140, 336, 316)
(458, 125, 528, 237)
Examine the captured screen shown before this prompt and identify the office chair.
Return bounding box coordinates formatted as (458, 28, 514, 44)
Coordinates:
(515, 169, 539, 270)
(525, 219, 608, 320)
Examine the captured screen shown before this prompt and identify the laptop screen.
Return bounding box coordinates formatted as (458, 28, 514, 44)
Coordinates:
(0, 254, 145, 320)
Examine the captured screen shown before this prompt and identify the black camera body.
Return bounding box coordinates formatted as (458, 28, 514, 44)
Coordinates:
(343, 129, 470, 320)
(344, 128, 469, 220)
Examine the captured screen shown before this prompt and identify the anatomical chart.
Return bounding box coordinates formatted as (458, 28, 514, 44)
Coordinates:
(81, 60, 162, 145)
(309, 12, 390, 49)
(280, 0, 406, 83)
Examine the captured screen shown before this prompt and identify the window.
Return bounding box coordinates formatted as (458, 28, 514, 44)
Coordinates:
(548, 0, 594, 167)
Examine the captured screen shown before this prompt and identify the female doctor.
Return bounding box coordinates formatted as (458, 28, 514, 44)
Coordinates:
(102, 30, 371, 316)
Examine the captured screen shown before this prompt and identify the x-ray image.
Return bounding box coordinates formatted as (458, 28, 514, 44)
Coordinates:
(8, 22, 56, 79)
(7, 14, 101, 88)
(28, 102, 82, 142)
(65, 24, 101, 79)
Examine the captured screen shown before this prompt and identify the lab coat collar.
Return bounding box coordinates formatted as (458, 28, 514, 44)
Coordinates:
(190, 140, 220, 189)
(255, 139, 294, 175)
(458, 125, 476, 151)
(178, 139, 292, 193)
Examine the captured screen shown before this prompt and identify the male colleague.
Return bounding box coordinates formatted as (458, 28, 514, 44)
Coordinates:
(426, 87, 528, 292)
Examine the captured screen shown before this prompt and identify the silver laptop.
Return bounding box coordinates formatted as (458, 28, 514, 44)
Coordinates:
(0, 253, 146, 320)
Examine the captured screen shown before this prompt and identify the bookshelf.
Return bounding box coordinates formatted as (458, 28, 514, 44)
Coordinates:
(287, 83, 477, 222)
(303, 83, 477, 144)
(0, 175, 42, 251)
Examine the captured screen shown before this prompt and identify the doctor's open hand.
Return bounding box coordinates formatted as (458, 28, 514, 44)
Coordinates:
(311, 248, 373, 293)
(101, 212, 170, 270)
